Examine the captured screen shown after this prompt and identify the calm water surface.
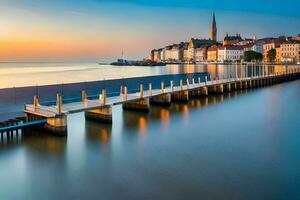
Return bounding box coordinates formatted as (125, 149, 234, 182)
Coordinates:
(0, 79, 299, 199)
(0, 62, 297, 88)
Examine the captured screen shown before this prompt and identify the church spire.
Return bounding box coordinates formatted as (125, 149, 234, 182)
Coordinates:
(210, 12, 217, 41)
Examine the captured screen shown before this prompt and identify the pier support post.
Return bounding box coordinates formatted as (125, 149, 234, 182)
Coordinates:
(224, 83, 231, 93)
(231, 82, 238, 90)
(45, 114, 68, 136)
(248, 80, 252, 89)
(82, 90, 87, 102)
(171, 91, 189, 102)
(200, 87, 208, 96)
(208, 84, 223, 94)
(85, 106, 112, 124)
(123, 98, 150, 113)
(150, 93, 171, 106)
(242, 81, 248, 89)
(237, 81, 243, 90)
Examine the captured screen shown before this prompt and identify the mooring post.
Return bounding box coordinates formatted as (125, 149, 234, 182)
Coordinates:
(82, 90, 87, 102)
(100, 89, 106, 105)
(124, 86, 128, 100)
(192, 78, 195, 87)
(180, 80, 183, 91)
(170, 80, 174, 92)
(186, 79, 190, 89)
(140, 84, 144, 98)
(33, 95, 39, 109)
(56, 94, 62, 114)
(161, 81, 164, 93)
(149, 83, 152, 96)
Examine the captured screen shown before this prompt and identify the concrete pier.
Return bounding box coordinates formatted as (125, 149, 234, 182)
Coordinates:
(208, 84, 223, 94)
(150, 93, 171, 106)
(231, 82, 238, 90)
(123, 98, 150, 113)
(200, 87, 208, 96)
(224, 83, 231, 93)
(171, 91, 189, 102)
(242, 80, 248, 89)
(216, 84, 224, 94)
(237, 81, 243, 90)
(85, 106, 112, 124)
(45, 114, 68, 136)
(22, 69, 300, 137)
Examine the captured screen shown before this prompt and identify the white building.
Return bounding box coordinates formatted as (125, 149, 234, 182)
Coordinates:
(218, 46, 244, 62)
(194, 47, 207, 62)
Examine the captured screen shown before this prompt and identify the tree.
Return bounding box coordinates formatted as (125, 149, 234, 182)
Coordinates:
(267, 49, 276, 62)
(244, 51, 263, 62)
(256, 52, 263, 61)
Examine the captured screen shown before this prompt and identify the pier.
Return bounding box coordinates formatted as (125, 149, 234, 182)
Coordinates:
(19, 69, 300, 136)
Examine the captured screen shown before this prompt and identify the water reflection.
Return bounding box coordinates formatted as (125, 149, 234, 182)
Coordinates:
(122, 111, 149, 134)
(1, 63, 298, 88)
(0, 129, 67, 154)
(85, 121, 112, 144)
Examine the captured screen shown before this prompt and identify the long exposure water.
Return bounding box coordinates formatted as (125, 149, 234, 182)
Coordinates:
(0, 62, 297, 88)
(0, 75, 299, 199)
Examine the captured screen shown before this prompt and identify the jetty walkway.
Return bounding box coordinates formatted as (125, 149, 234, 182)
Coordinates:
(3, 69, 298, 136)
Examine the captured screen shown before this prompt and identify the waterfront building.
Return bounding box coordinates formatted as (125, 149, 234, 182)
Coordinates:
(188, 38, 215, 62)
(275, 47, 281, 62)
(164, 44, 184, 61)
(243, 41, 263, 54)
(263, 40, 281, 62)
(195, 45, 208, 62)
(223, 34, 242, 46)
(160, 48, 166, 62)
(207, 45, 219, 62)
(280, 41, 300, 62)
(218, 46, 244, 62)
(148, 50, 154, 61)
(153, 49, 162, 61)
(291, 34, 300, 41)
(209, 13, 217, 41)
(183, 48, 190, 62)
(236, 37, 256, 46)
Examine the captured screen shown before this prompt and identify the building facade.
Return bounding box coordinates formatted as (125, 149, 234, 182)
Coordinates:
(223, 34, 242, 46)
(280, 41, 300, 62)
(207, 45, 219, 62)
(218, 46, 244, 62)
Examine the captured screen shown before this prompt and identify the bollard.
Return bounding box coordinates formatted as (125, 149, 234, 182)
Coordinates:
(198, 77, 201, 85)
(170, 80, 174, 92)
(82, 90, 87, 102)
(161, 81, 164, 93)
(149, 83, 152, 96)
(140, 84, 144, 98)
(124, 86, 128, 100)
(100, 89, 106, 105)
(120, 86, 123, 96)
(33, 95, 39, 109)
(57, 94, 62, 114)
(192, 78, 195, 87)
(205, 76, 208, 85)
(186, 79, 190, 89)
(180, 80, 183, 91)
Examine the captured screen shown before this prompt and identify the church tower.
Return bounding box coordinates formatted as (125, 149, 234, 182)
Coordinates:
(210, 12, 217, 41)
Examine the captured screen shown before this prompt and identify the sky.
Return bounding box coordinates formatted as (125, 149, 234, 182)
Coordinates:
(0, 0, 299, 62)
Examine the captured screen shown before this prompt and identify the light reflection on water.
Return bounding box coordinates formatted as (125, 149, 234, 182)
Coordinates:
(0, 62, 298, 88)
(0, 80, 300, 199)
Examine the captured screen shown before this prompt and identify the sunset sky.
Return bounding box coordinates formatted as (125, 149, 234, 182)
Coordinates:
(1, 0, 299, 62)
